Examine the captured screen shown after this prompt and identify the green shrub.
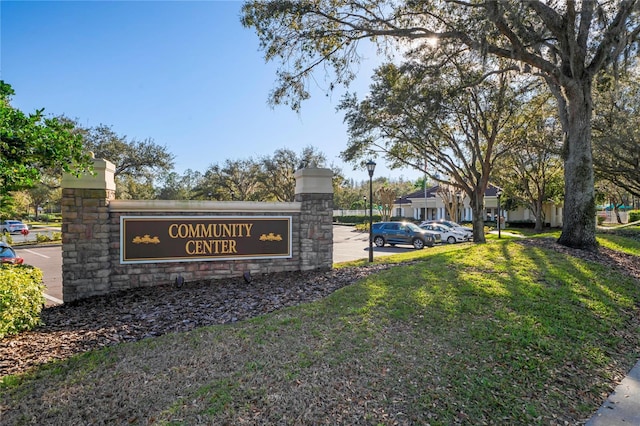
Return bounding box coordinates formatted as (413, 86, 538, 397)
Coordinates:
(0, 265, 45, 338)
(355, 223, 368, 232)
(37, 213, 62, 223)
(629, 210, 640, 222)
(34, 231, 62, 243)
(36, 233, 51, 243)
(334, 215, 382, 224)
(390, 216, 418, 223)
(505, 220, 536, 228)
(597, 216, 606, 225)
(333, 215, 418, 225)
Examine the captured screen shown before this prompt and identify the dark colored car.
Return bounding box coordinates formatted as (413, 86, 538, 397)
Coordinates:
(0, 242, 24, 265)
(371, 221, 441, 249)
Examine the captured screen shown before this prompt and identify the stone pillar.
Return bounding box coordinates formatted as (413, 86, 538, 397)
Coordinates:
(61, 157, 116, 302)
(294, 167, 334, 271)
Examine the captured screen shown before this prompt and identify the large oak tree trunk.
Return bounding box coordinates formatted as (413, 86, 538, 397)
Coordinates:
(557, 80, 597, 250)
(469, 189, 486, 243)
(534, 198, 544, 233)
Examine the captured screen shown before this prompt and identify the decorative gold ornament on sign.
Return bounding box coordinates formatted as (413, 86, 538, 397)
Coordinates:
(259, 233, 283, 241)
(132, 235, 161, 244)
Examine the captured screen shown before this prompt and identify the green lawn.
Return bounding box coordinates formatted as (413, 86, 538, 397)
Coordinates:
(1, 239, 639, 425)
(598, 234, 640, 256)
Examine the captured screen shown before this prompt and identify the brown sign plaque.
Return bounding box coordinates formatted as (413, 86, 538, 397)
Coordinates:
(120, 216, 292, 264)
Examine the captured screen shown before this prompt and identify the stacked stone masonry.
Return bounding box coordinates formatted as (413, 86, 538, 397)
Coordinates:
(61, 159, 333, 302)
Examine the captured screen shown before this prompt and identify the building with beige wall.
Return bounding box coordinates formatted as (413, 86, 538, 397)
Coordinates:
(393, 185, 563, 227)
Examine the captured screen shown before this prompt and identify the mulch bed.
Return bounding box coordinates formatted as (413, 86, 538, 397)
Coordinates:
(0, 263, 396, 378)
(518, 237, 640, 280)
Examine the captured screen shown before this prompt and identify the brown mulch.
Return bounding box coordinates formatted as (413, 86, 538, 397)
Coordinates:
(1, 238, 638, 380)
(517, 237, 640, 280)
(0, 263, 397, 378)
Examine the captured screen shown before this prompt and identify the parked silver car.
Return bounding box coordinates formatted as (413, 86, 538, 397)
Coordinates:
(420, 223, 470, 244)
(420, 220, 473, 239)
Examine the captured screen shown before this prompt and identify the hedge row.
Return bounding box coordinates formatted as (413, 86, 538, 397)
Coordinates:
(0, 265, 45, 338)
(629, 210, 640, 222)
(334, 215, 383, 224)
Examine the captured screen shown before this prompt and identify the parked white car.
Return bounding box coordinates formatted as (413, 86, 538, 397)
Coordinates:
(421, 220, 473, 238)
(1, 220, 29, 234)
(420, 223, 470, 243)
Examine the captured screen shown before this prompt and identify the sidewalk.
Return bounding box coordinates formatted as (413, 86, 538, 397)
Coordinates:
(488, 230, 525, 238)
(586, 360, 640, 425)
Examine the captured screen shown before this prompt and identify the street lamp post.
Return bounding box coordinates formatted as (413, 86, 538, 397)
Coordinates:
(496, 189, 502, 239)
(423, 159, 428, 221)
(366, 160, 376, 262)
(423, 177, 427, 221)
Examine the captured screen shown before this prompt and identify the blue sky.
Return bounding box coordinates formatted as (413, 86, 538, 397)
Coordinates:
(1, 0, 422, 184)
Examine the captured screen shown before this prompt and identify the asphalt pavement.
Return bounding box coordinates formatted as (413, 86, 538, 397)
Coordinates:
(332, 224, 423, 263)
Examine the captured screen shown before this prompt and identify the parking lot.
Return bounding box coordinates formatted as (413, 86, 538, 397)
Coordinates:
(15, 225, 414, 306)
(332, 224, 420, 262)
(13, 245, 63, 306)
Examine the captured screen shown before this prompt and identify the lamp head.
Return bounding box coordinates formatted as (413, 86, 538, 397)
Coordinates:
(366, 160, 376, 177)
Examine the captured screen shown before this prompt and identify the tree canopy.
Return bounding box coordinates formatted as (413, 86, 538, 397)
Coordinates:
(493, 92, 565, 232)
(260, 146, 328, 201)
(592, 68, 640, 197)
(193, 146, 335, 202)
(340, 53, 527, 241)
(0, 81, 91, 200)
(73, 123, 175, 199)
(242, 0, 640, 250)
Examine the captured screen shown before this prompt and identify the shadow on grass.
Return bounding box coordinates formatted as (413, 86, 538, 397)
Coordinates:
(328, 240, 640, 421)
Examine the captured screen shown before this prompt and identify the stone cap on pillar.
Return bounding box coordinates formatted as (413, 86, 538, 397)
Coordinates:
(294, 167, 333, 195)
(62, 155, 116, 191)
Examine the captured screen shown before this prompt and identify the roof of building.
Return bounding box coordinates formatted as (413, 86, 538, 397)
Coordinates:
(394, 184, 503, 204)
